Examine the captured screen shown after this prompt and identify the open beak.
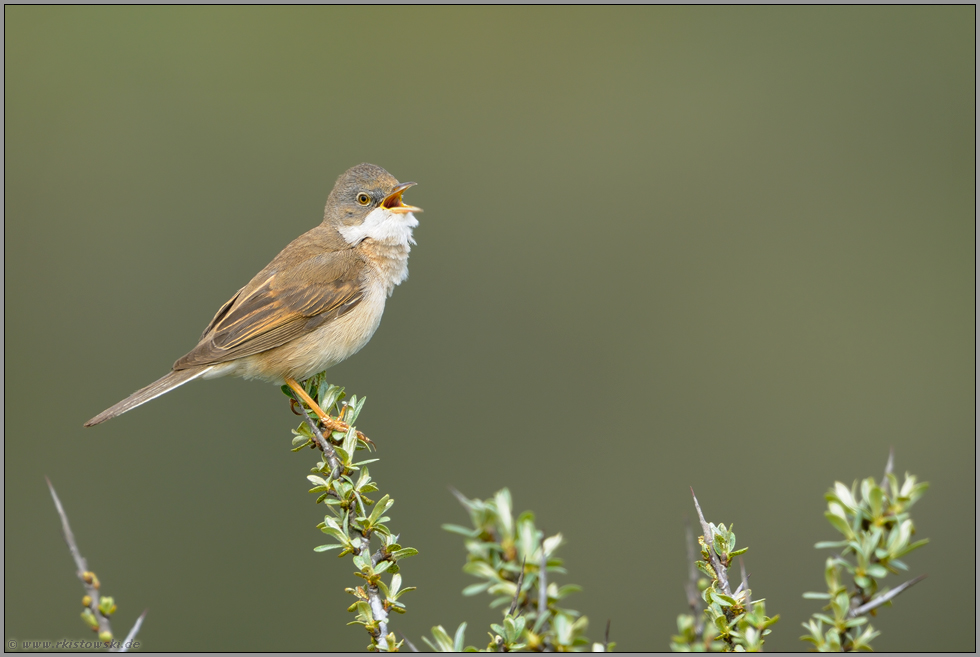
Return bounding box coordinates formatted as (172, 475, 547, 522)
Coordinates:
(382, 182, 422, 214)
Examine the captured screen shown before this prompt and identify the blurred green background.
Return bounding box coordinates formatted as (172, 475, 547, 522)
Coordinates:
(4, 6, 974, 652)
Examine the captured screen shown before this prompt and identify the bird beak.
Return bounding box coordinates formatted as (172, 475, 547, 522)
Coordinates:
(382, 182, 422, 214)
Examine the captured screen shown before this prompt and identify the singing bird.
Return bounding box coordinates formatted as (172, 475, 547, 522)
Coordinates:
(85, 163, 420, 430)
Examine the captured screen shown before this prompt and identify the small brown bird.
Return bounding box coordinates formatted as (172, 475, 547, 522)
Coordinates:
(85, 163, 420, 429)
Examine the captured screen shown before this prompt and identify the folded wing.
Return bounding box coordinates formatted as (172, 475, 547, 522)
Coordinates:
(174, 250, 364, 370)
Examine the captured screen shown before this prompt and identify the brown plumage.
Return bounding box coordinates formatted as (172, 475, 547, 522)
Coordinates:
(85, 163, 420, 427)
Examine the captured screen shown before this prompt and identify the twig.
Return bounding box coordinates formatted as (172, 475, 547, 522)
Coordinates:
(449, 486, 470, 509)
(537, 547, 548, 620)
(46, 477, 114, 641)
(880, 447, 895, 489)
(357, 533, 389, 641)
(690, 488, 731, 595)
(507, 559, 527, 617)
(112, 610, 147, 653)
(603, 619, 611, 651)
(849, 574, 927, 617)
(295, 402, 343, 478)
(738, 557, 752, 611)
(399, 631, 419, 653)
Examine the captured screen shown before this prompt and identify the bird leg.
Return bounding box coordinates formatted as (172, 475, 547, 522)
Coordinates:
(284, 377, 371, 447)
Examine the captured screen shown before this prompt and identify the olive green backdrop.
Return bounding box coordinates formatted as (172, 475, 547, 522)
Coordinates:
(4, 6, 974, 652)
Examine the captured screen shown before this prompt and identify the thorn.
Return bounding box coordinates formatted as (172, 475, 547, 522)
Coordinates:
(849, 574, 927, 617)
(399, 631, 419, 653)
(449, 486, 470, 509)
(881, 447, 896, 489)
(507, 558, 527, 617)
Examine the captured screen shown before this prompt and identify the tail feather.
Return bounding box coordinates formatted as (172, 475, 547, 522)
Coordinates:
(84, 367, 211, 427)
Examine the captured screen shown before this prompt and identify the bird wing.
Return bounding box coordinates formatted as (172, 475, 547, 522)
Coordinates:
(173, 249, 364, 370)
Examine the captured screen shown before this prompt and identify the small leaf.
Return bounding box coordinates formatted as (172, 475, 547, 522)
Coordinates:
(555, 584, 583, 599)
(314, 544, 344, 552)
(462, 582, 491, 596)
(453, 622, 468, 653)
(442, 523, 478, 537)
(866, 564, 888, 579)
(824, 511, 855, 539)
(390, 547, 419, 561)
(367, 494, 392, 526)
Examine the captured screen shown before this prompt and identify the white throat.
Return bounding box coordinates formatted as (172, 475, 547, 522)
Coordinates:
(338, 207, 418, 248)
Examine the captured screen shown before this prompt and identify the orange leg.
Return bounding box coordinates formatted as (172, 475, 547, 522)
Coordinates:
(285, 377, 372, 446)
(285, 378, 347, 432)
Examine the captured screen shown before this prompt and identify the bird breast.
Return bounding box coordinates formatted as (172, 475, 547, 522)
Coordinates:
(339, 208, 418, 295)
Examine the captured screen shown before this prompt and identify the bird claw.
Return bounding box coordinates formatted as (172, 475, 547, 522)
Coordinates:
(283, 378, 373, 450)
(356, 430, 375, 451)
(316, 415, 374, 450)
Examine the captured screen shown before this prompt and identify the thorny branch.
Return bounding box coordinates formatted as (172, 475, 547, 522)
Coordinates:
(849, 574, 927, 618)
(293, 400, 343, 478)
(359, 534, 390, 642)
(46, 477, 146, 650)
(690, 487, 732, 595)
(116, 611, 147, 654)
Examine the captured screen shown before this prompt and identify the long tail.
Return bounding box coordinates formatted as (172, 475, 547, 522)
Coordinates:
(84, 367, 211, 427)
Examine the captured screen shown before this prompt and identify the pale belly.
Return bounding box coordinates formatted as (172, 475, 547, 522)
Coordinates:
(201, 286, 387, 384)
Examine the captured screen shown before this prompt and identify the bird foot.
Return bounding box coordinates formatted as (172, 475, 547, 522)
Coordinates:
(285, 377, 373, 449)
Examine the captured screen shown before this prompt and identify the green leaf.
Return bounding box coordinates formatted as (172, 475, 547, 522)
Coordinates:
(556, 584, 583, 599)
(494, 489, 514, 539)
(424, 625, 455, 652)
(442, 523, 478, 537)
(320, 526, 348, 543)
(314, 544, 344, 552)
(463, 561, 499, 580)
(715, 594, 737, 607)
(713, 533, 727, 557)
(453, 622, 468, 653)
(866, 564, 888, 579)
(462, 582, 491, 596)
(833, 481, 857, 510)
(390, 547, 419, 561)
(814, 540, 848, 549)
(341, 427, 358, 461)
(307, 475, 329, 488)
(894, 538, 929, 558)
(869, 484, 884, 519)
(367, 494, 393, 526)
(347, 395, 367, 425)
(824, 511, 855, 539)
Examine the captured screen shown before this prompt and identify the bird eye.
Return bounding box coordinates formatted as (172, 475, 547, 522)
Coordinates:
(356, 193, 371, 206)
